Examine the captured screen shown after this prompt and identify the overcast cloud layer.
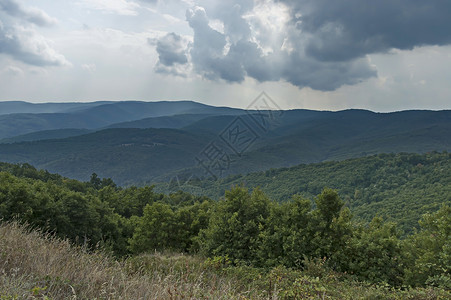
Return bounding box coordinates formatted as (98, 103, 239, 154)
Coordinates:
(0, 0, 450, 111)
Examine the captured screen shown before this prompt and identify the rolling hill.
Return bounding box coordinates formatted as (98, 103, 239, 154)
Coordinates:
(0, 128, 210, 185)
(104, 114, 217, 130)
(0, 128, 93, 144)
(155, 152, 451, 233)
(0, 100, 246, 139)
(0, 107, 449, 185)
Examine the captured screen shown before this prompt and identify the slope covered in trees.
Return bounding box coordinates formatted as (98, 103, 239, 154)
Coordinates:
(0, 128, 210, 185)
(0, 109, 449, 185)
(157, 152, 451, 233)
(0, 128, 93, 144)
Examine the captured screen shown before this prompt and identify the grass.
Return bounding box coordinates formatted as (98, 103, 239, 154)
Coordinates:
(1, 221, 450, 299)
(0, 221, 261, 299)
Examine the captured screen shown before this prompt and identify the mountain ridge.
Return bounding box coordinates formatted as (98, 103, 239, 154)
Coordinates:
(0, 104, 449, 185)
(0, 100, 246, 139)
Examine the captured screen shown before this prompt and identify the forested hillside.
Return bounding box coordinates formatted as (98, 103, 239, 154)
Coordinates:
(0, 128, 210, 184)
(0, 107, 449, 185)
(0, 128, 93, 144)
(0, 161, 450, 296)
(157, 152, 451, 233)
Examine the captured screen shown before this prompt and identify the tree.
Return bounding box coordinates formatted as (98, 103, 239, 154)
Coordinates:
(128, 202, 177, 253)
(199, 187, 272, 265)
(90, 173, 101, 189)
(339, 218, 404, 286)
(258, 194, 312, 268)
(403, 205, 451, 288)
(310, 188, 352, 261)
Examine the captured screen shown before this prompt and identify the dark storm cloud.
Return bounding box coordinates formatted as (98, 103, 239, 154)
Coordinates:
(281, 53, 376, 91)
(0, 0, 57, 27)
(155, 32, 188, 66)
(185, 4, 276, 83)
(280, 0, 451, 62)
(181, 2, 376, 90)
(197, 0, 253, 41)
(186, 6, 245, 82)
(154, 0, 451, 91)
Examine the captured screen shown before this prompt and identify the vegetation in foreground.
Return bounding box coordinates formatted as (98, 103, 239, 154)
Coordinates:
(1, 221, 450, 299)
(0, 157, 450, 298)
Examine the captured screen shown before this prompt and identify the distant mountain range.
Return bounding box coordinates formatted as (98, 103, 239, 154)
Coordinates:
(0, 100, 243, 139)
(0, 100, 450, 185)
(0, 101, 114, 115)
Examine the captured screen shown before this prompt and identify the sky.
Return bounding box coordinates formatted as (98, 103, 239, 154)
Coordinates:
(0, 0, 450, 112)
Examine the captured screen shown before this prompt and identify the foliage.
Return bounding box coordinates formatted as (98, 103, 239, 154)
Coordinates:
(163, 152, 451, 234)
(338, 218, 405, 286)
(198, 187, 272, 265)
(403, 205, 451, 288)
(0, 161, 450, 291)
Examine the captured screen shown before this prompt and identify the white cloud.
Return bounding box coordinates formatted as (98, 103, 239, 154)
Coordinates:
(0, 8, 70, 67)
(0, 0, 57, 27)
(244, 0, 290, 53)
(6, 25, 71, 66)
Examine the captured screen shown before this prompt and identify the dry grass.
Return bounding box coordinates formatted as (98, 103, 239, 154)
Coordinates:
(2, 221, 449, 300)
(0, 221, 270, 299)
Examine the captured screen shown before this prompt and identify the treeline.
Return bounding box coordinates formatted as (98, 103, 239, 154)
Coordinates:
(0, 162, 450, 289)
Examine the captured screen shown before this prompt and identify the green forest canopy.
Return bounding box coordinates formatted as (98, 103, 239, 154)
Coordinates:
(157, 152, 451, 233)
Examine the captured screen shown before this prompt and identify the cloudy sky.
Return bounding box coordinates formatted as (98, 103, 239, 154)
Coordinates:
(0, 0, 450, 111)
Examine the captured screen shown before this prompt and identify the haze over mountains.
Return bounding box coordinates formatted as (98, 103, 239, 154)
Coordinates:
(0, 100, 450, 185)
(0, 101, 244, 139)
